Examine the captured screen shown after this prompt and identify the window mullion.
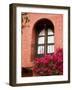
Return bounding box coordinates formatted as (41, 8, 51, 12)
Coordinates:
(44, 29, 47, 55)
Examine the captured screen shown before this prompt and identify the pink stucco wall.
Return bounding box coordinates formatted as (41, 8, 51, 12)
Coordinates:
(21, 13, 63, 67)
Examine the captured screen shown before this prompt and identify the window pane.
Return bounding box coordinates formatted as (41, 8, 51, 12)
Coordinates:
(48, 36, 54, 43)
(48, 29, 54, 35)
(38, 37, 45, 44)
(47, 45, 54, 53)
(39, 29, 45, 36)
(37, 46, 44, 54)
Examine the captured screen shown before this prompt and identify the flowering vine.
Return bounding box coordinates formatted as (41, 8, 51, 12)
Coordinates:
(33, 48, 63, 76)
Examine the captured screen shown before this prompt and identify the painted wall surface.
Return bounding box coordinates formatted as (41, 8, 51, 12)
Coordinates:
(22, 13, 63, 67)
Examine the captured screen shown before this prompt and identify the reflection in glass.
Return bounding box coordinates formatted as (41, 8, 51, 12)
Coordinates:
(48, 36, 54, 43)
(38, 46, 44, 54)
(48, 29, 54, 35)
(39, 29, 45, 36)
(38, 37, 45, 44)
(47, 45, 54, 53)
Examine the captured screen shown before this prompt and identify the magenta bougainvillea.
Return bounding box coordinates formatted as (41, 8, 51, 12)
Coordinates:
(33, 48, 63, 76)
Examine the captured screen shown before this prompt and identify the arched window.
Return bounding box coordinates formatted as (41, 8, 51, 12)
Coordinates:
(34, 18, 54, 57)
(37, 28, 54, 57)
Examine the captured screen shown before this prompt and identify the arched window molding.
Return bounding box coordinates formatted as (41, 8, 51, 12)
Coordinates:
(33, 18, 54, 57)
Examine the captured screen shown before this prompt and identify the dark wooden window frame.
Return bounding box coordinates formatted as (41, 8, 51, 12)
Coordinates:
(36, 28, 54, 57)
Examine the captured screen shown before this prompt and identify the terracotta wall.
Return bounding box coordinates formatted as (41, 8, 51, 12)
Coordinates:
(21, 13, 63, 67)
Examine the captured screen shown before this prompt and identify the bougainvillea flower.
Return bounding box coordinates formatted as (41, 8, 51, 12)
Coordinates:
(33, 48, 63, 76)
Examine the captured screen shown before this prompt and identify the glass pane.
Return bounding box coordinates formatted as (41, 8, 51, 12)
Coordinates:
(37, 46, 44, 54)
(48, 29, 54, 35)
(47, 45, 54, 53)
(39, 29, 45, 36)
(38, 37, 45, 44)
(48, 36, 54, 43)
